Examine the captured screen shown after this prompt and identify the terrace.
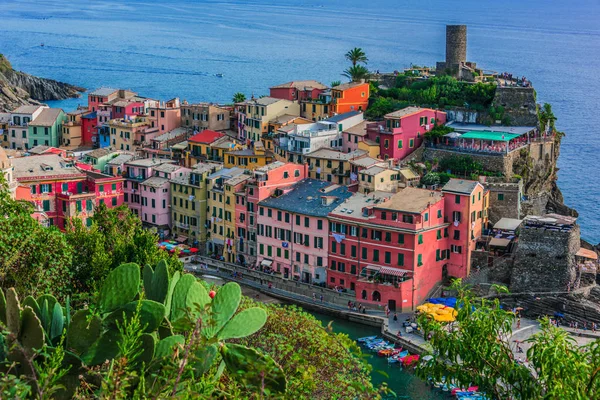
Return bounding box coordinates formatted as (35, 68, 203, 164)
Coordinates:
(426, 130, 530, 155)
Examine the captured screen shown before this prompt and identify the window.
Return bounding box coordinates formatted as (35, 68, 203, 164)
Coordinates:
(454, 230, 460, 240)
(277, 248, 281, 258)
(111, 197, 117, 206)
(397, 140, 403, 149)
(317, 220, 323, 230)
(351, 245, 357, 258)
(86, 199, 93, 211)
(385, 232, 391, 242)
(259, 244, 264, 255)
(436, 249, 441, 261)
(317, 257, 323, 267)
(418, 234, 423, 244)
(397, 253, 404, 266)
(455, 195, 461, 204)
(398, 234, 405, 244)
(472, 195, 475, 204)
(417, 254, 423, 266)
(371, 230, 382, 241)
(42, 199, 50, 211)
(451, 245, 462, 254)
(304, 217, 310, 228)
(402, 215, 414, 224)
(409, 138, 414, 148)
(259, 207, 264, 216)
(373, 250, 379, 262)
(267, 246, 272, 257)
(385, 251, 391, 264)
(361, 248, 367, 260)
(76, 200, 82, 212)
(498, 193, 504, 201)
(284, 213, 290, 223)
(437, 230, 442, 240)
(381, 211, 387, 220)
(295, 215, 300, 225)
(384, 139, 389, 149)
(331, 241, 337, 254)
(99, 184, 104, 192)
(437, 209, 442, 218)
(424, 212, 429, 222)
(112, 183, 117, 191)
(340, 243, 346, 256)
(452, 211, 462, 222)
(267, 209, 272, 218)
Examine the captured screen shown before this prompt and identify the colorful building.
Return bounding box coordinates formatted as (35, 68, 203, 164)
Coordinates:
(122, 158, 174, 218)
(108, 116, 158, 151)
(303, 148, 367, 185)
(224, 141, 274, 170)
(147, 98, 181, 135)
(28, 108, 66, 148)
(141, 127, 187, 160)
(269, 80, 327, 102)
(366, 107, 447, 161)
(222, 173, 253, 262)
(9, 105, 46, 150)
(331, 82, 370, 114)
(257, 179, 352, 283)
(357, 165, 399, 194)
(61, 109, 87, 148)
(11, 154, 123, 230)
(281, 120, 342, 164)
(83, 148, 121, 172)
(186, 130, 240, 166)
(104, 153, 134, 176)
(235, 161, 308, 267)
(170, 163, 223, 246)
(342, 120, 370, 153)
(206, 167, 246, 256)
(181, 102, 230, 132)
(81, 111, 98, 147)
(238, 97, 300, 143)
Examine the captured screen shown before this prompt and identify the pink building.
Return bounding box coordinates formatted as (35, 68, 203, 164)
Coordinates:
(366, 107, 446, 162)
(342, 120, 370, 153)
(123, 158, 175, 217)
(235, 161, 308, 266)
(269, 80, 327, 102)
(256, 179, 351, 283)
(147, 98, 181, 135)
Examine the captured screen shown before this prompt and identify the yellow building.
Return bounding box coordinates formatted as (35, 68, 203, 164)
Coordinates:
(241, 97, 300, 142)
(170, 163, 222, 247)
(108, 116, 156, 152)
(224, 141, 274, 170)
(358, 138, 380, 158)
(186, 130, 241, 167)
(222, 173, 252, 262)
(304, 148, 367, 185)
(358, 165, 400, 194)
(206, 167, 246, 260)
(61, 109, 87, 148)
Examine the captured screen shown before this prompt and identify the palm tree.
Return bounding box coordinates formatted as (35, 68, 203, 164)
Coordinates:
(232, 92, 246, 103)
(345, 48, 368, 66)
(330, 80, 341, 88)
(342, 65, 370, 82)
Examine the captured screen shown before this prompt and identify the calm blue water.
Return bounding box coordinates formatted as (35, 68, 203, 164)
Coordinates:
(1, 0, 599, 243)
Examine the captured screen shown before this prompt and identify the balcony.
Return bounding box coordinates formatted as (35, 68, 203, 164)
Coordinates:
(332, 168, 349, 177)
(175, 222, 190, 229)
(126, 174, 147, 182)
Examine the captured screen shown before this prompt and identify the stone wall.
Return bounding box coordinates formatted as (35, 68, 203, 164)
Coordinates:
(424, 147, 516, 177)
(511, 225, 580, 292)
(445, 109, 479, 124)
(483, 179, 523, 224)
(492, 86, 538, 126)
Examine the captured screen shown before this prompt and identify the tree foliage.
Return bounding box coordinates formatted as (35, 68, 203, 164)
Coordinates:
(345, 47, 368, 66)
(232, 92, 246, 103)
(343, 65, 370, 82)
(417, 280, 600, 399)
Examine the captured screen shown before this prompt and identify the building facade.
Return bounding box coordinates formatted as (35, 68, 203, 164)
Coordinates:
(181, 102, 230, 132)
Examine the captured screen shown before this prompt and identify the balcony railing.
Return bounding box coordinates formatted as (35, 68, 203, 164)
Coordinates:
(175, 222, 190, 229)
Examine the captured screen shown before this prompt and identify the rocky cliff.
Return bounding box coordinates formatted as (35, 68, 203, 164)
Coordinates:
(0, 54, 84, 112)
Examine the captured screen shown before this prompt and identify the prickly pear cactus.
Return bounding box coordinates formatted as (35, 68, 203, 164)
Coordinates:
(66, 309, 102, 356)
(143, 260, 170, 304)
(98, 263, 141, 313)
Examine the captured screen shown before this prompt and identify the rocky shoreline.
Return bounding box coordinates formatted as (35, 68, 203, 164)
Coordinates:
(0, 54, 85, 112)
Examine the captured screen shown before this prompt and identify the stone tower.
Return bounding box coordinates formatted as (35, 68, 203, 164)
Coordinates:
(445, 25, 467, 66)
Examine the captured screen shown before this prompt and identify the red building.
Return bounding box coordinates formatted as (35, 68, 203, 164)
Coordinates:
(366, 107, 446, 162)
(81, 111, 98, 146)
(269, 80, 327, 102)
(327, 183, 486, 312)
(12, 154, 124, 230)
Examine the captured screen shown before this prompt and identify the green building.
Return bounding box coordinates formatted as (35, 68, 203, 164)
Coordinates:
(83, 147, 120, 173)
(28, 108, 66, 148)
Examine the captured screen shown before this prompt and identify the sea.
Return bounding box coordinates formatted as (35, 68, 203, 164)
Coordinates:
(1, 0, 599, 244)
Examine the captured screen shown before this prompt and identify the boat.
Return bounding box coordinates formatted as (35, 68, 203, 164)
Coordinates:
(387, 350, 409, 363)
(377, 347, 401, 357)
(401, 354, 420, 367)
(216, 73, 223, 78)
(40, 43, 44, 47)
(357, 335, 377, 343)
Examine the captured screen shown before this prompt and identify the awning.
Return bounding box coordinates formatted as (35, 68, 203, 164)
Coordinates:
(460, 131, 522, 142)
(379, 266, 411, 277)
(175, 236, 188, 243)
(493, 218, 523, 231)
(364, 265, 381, 272)
(261, 259, 273, 267)
(576, 248, 598, 260)
(489, 237, 511, 248)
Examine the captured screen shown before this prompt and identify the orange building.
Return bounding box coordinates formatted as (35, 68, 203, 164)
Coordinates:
(331, 82, 370, 114)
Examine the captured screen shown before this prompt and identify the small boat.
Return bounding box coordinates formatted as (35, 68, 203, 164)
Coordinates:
(40, 43, 44, 47)
(377, 347, 400, 357)
(401, 354, 420, 367)
(357, 335, 377, 343)
(216, 73, 223, 78)
(388, 350, 409, 363)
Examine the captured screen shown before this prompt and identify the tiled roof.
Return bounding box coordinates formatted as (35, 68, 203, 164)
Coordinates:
(350, 156, 382, 168)
(344, 120, 371, 136)
(12, 154, 84, 179)
(385, 106, 432, 119)
(305, 148, 366, 161)
(188, 129, 225, 144)
(152, 163, 182, 173)
(85, 147, 116, 159)
(153, 127, 187, 142)
(29, 108, 63, 126)
(330, 191, 393, 220)
(259, 179, 352, 217)
(325, 111, 361, 123)
(332, 82, 367, 91)
(11, 105, 45, 114)
(141, 176, 170, 188)
(442, 179, 481, 195)
(125, 158, 174, 167)
(382, 187, 443, 214)
(246, 97, 286, 107)
(106, 154, 134, 165)
(270, 80, 327, 90)
(89, 87, 118, 96)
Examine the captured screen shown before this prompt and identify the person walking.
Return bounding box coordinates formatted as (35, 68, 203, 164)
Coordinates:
(312, 293, 316, 302)
(393, 313, 398, 322)
(320, 294, 323, 303)
(516, 318, 521, 329)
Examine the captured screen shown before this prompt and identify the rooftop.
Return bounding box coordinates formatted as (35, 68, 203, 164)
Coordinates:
(246, 96, 288, 107)
(380, 187, 444, 214)
(255, 161, 287, 173)
(153, 127, 187, 142)
(227, 148, 274, 157)
(207, 167, 246, 181)
(385, 106, 433, 119)
(259, 179, 352, 217)
(106, 154, 135, 165)
(12, 154, 84, 179)
(350, 156, 383, 168)
(361, 165, 390, 176)
(325, 111, 361, 123)
(193, 162, 222, 174)
(270, 80, 327, 90)
(330, 191, 393, 219)
(81, 111, 97, 120)
(442, 179, 481, 195)
(225, 174, 252, 186)
(85, 147, 117, 159)
(446, 122, 536, 135)
(493, 218, 523, 231)
(152, 163, 183, 174)
(211, 137, 237, 150)
(12, 105, 45, 114)
(141, 176, 170, 188)
(188, 129, 225, 144)
(30, 108, 63, 126)
(460, 130, 523, 142)
(398, 168, 419, 180)
(332, 82, 367, 91)
(305, 148, 366, 161)
(344, 120, 371, 136)
(89, 87, 118, 96)
(125, 158, 174, 167)
(171, 141, 188, 150)
(269, 114, 303, 125)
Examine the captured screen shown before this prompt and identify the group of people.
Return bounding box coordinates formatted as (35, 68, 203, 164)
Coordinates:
(499, 72, 531, 88)
(568, 320, 598, 333)
(348, 301, 367, 313)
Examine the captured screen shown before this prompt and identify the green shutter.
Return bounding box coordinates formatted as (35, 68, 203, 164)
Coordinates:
(398, 253, 404, 266)
(62, 183, 68, 192)
(31, 185, 36, 194)
(76, 200, 82, 212)
(112, 183, 117, 190)
(417, 254, 423, 266)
